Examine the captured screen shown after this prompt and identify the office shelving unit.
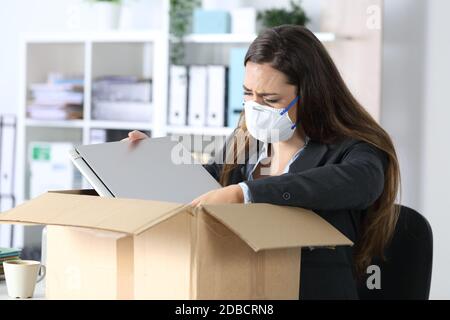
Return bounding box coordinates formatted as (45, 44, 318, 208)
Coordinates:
(17, 30, 168, 206)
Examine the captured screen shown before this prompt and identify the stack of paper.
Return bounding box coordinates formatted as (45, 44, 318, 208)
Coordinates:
(92, 101, 153, 122)
(0, 115, 16, 248)
(92, 76, 153, 122)
(27, 76, 84, 120)
(0, 248, 21, 278)
(93, 76, 152, 102)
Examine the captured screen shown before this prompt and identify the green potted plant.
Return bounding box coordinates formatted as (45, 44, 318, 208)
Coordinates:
(257, 0, 310, 30)
(89, 0, 122, 30)
(169, 0, 201, 65)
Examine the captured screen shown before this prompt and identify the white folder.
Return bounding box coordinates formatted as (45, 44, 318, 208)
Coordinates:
(12, 225, 24, 249)
(206, 65, 226, 127)
(28, 142, 75, 199)
(188, 66, 208, 127)
(0, 198, 13, 247)
(0, 115, 15, 197)
(0, 115, 15, 247)
(0, 224, 12, 247)
(169, 65, 188, 126)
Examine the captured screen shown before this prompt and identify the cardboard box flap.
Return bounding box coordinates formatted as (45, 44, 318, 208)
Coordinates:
(201, 204, 353, 252)
(0, 191, 184, 235)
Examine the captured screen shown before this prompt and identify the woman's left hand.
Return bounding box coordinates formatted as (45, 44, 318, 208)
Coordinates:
(190, 185, 244, 207)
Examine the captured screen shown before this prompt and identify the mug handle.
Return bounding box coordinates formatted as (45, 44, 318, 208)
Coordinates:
(37, 265, 46, 283)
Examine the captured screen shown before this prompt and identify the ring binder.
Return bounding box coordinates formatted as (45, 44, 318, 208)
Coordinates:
(0, 115, 17, 248)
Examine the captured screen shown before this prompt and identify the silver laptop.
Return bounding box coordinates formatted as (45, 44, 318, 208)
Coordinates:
(69, 136, 221, 203)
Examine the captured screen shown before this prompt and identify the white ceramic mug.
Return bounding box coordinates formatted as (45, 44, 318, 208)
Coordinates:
(3, 260, 46, 299)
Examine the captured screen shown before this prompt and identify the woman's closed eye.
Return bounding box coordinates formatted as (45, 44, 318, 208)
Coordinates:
(264, 98, 279, 104)
(243, 92, 279, 105)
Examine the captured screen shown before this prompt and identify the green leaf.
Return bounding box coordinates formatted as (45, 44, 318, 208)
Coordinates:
(257, 0, 310, 29)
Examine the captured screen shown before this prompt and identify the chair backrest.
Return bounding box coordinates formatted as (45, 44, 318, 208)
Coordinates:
(357, 205, 433, 300)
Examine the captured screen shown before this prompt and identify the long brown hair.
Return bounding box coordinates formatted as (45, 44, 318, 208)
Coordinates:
(220, 25, 401, 275)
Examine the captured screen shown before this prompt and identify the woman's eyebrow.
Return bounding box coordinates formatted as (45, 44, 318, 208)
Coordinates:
(242, 85, 279, 96)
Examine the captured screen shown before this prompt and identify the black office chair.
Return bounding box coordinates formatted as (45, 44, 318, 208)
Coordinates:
(357, 205, 433, 300)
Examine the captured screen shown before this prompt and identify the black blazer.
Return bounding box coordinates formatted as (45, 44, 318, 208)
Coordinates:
(203, 137, 388, 300)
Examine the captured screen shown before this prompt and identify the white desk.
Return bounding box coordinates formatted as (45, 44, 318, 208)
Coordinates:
(0, 279, 46, 300)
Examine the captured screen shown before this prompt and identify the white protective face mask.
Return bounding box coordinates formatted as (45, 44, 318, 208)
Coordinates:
(244, 96, 300, 143)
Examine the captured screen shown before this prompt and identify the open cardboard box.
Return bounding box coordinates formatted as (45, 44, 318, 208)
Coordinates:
(0, 189, 353, 300)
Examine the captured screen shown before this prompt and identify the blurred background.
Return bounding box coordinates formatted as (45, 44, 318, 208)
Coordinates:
(0, 0, 448, 299)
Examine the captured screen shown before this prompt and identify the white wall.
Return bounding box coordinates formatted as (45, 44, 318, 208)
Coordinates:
(382, 0, 450, 299)
(0, 0, 75, 115)
(381, 0, 426, 213)
(422, 0, 450, 300)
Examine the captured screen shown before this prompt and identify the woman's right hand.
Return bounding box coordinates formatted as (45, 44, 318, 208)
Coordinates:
(121, 130, 149, 142)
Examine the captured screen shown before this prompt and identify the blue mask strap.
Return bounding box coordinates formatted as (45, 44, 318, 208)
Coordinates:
(280, 96, 300, 130)
(280, 96, 300, 116)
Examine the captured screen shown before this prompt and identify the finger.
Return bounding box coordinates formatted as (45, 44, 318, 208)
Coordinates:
(128, 131, 140, 142)
(190, 198, 200, 207)
(136, 130, 149, 139)
(129, 130, 148, 141)
(128, 130, 139, 139)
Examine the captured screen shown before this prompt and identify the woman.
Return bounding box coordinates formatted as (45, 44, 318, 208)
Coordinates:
(126, 25, 400, 300)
